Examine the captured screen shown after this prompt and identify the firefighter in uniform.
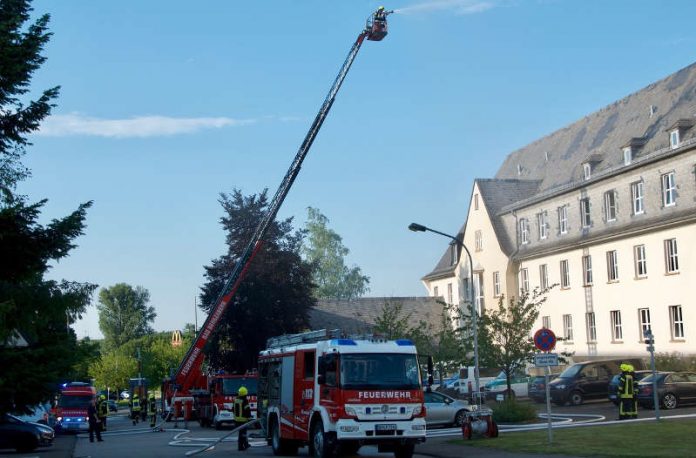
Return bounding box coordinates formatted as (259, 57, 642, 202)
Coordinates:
(97, 394, 109, 431)
(130, 394, 141, 425)
(617, 363, 637, 420)
(234, 386, 252, 451)
(149, 393, 157, 427)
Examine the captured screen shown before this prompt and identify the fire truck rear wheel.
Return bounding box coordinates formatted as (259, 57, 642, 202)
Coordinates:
(271, 419, 298, 456)
(310, 420, 334, 458)
(394, 443, 415, 458)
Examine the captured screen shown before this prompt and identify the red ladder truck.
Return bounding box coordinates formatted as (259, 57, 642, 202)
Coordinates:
(161, 9, 394, 421)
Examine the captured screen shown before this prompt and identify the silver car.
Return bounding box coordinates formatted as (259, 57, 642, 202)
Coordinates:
(424, 391, 470, 427)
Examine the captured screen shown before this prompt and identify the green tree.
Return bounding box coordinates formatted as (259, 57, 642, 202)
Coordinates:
(0, 0, 96, 415)
(68, 337, 102, 382)
(97, 283, 156, 350)
(200, 189, 316, 372)
(89, 351, 137, 394)
(302, 207, 370, 300)
(373, 299, 411, 339)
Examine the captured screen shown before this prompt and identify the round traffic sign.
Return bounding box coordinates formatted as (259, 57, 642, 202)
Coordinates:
(534, 328, 556, 352)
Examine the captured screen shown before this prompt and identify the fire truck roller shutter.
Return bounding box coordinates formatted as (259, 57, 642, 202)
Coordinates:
(281, 356, 295, 414)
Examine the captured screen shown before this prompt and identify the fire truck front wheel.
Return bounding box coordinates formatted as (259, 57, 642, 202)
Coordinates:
(270, 418, 298, 456)
(310, 420, 335, 458)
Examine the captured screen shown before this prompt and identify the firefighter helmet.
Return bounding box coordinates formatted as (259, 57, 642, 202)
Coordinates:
(238, 386, 248, 396)
(100, 394, 106, 400)
(620, 363, 630, 372)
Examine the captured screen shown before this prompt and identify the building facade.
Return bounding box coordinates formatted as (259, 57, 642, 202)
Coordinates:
(421, 62, 696, 359)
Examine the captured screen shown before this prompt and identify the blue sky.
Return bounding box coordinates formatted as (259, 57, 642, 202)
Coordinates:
(21, 0, 696, 339)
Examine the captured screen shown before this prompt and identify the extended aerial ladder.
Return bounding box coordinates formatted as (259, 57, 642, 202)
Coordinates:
(162, 9, 394, 415)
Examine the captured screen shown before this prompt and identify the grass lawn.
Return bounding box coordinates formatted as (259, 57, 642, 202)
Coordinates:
(455, 418, 696, 457)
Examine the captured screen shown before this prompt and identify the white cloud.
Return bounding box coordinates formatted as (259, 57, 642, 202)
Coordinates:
(37, 113, 256, 138)
(394, 0, 496, 15)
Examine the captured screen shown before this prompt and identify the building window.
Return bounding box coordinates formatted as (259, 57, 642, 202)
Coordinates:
(519, 268, 529, 294)
(604, 190, 617, 222)
(669, 305, 685, 339)
(542, 316, 551, 329)
(447, 283, 453, 304)
(560, 259, 570, 288)
(449, 244, 457, 266)
(631, 181, 644, 215)
(474, 193, 479, 210)
(583, 163, 592, 180)
(474, 273, 485, 315)
(586, 312, 597, 342)
(539, 264, 548, 290)
(563, 314, 574, 341)
(670, 130, 680, 149)
(493, 271, 501, 297)
(433, 286, 439, 297)
(665, 238, 679, 273)
(607, 250, 619, 282)
(638, 308, 651, 342)
(558, 205, 568, 234)
(582, 255, 593, 286)
(634, 245, 647, 278)
(537, 211, 548, 240)
(610, 310, 623, 341)
(623, 147, 632, 165)
(520, 219, 529, 245)
(475, 230, 483, 252)
(580, 198, 591, 228)
(661, 172, 676, 207)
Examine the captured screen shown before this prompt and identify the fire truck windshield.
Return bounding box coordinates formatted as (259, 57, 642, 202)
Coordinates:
(58, 395, 93, 408)
(340, 353, 421, 390)
(222, 378, 258, 396)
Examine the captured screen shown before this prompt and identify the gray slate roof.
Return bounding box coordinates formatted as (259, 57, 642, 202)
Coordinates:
(310, 297, 446, 334)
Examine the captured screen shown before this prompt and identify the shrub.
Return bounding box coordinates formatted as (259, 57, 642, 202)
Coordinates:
(655, 352, 696, 371)
(491, 398, 538, 423)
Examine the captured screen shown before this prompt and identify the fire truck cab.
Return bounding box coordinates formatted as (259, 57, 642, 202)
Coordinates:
(54, 382, 96, 433)
(195, 372, 258, 429)
(258, 330, 426, 458)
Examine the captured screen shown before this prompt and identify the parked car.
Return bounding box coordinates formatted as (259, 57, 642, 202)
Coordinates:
(636, 371, 696, 410)
(424, 390, 470, 427)
(607, 370, 652, 405)
(528, 373, 559, 403)
(0, 414, 54, 453)
(13, 403, 51, 425)
(484, 371, 531, 400)
(549, 358, 644, 406)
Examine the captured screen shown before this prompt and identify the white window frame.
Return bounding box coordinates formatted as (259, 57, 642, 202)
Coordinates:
(493, 271, 501, 297)
(582, 255, 593, 286)
(607, 250, 619, 282)
(539, 264, 548, 290)
(560, 259, 570, 288)
(586, 312, 597, 342)
(581, 198, 591, 228)
(662, 172, 676, 207)
(558, 205, 568, 234)
(538, 211, 548, 240)
(634, 244, 647, 278)
(433, 286, 439, 298)
(623, 147, 632, 165)
(474, 273, 485, 316)
(475, 230, 483, 252)
(519, 268, 529, 294)
(669, 305, 685, 339)
(447, 283, 453, 304)
(638, 308, 651, 342)
(670, 129, 680, 149)
(563, 314, 574, 341)
(665, 238, 679, 273)
(631, 181, 644, 215)
(610, 310, 623, 341)
(474, 193, 479, 210)
(520, 219, 529, 245)
(542, 316, 551, 329)
(604, 190, 617, 222)
(583, 163, 591, 180)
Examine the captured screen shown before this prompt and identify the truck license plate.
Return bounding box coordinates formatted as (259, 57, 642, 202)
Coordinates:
(376, 424, 397, 431)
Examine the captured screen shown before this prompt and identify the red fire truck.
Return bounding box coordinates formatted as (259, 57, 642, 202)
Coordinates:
(53, 382, 96, 433)
(257, 330, 427, 458)
(195, 372, 258, 429)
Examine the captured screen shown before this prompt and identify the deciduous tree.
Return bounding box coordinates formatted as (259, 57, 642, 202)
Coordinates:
(97, 283, 156, 350)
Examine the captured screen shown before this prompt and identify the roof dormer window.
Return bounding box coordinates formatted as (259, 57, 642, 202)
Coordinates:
(670, 129, 680, 149)
(623, 147, 632, 165)
(583, 163, 592, 180)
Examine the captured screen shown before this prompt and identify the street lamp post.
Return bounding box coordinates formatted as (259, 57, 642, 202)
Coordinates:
(408, 222, 481, 401)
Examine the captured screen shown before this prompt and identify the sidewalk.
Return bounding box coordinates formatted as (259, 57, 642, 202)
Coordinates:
(417, 436, 584, 458)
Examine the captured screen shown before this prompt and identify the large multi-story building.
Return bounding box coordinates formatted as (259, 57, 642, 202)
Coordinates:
(421, 61, 696, 359)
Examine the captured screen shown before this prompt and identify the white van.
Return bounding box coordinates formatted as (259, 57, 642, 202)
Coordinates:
(445, 367, 499, 396)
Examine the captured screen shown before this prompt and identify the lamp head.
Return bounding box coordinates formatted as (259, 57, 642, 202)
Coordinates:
(408, 223, 427, 232)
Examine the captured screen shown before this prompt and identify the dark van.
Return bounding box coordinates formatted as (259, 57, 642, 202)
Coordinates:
(549, 358, 644, 406)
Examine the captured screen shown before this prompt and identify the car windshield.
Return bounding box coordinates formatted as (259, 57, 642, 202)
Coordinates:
(558, 364, 582, 379)
(222, 378, 258, 396)
(58, 395, 92, 408)
(340, 353, 421, 390)
(640, 373, 666, 384)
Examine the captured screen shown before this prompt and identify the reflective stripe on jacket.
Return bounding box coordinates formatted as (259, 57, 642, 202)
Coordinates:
(618, 373, 635, 399)
(234, 397, 250, 423)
